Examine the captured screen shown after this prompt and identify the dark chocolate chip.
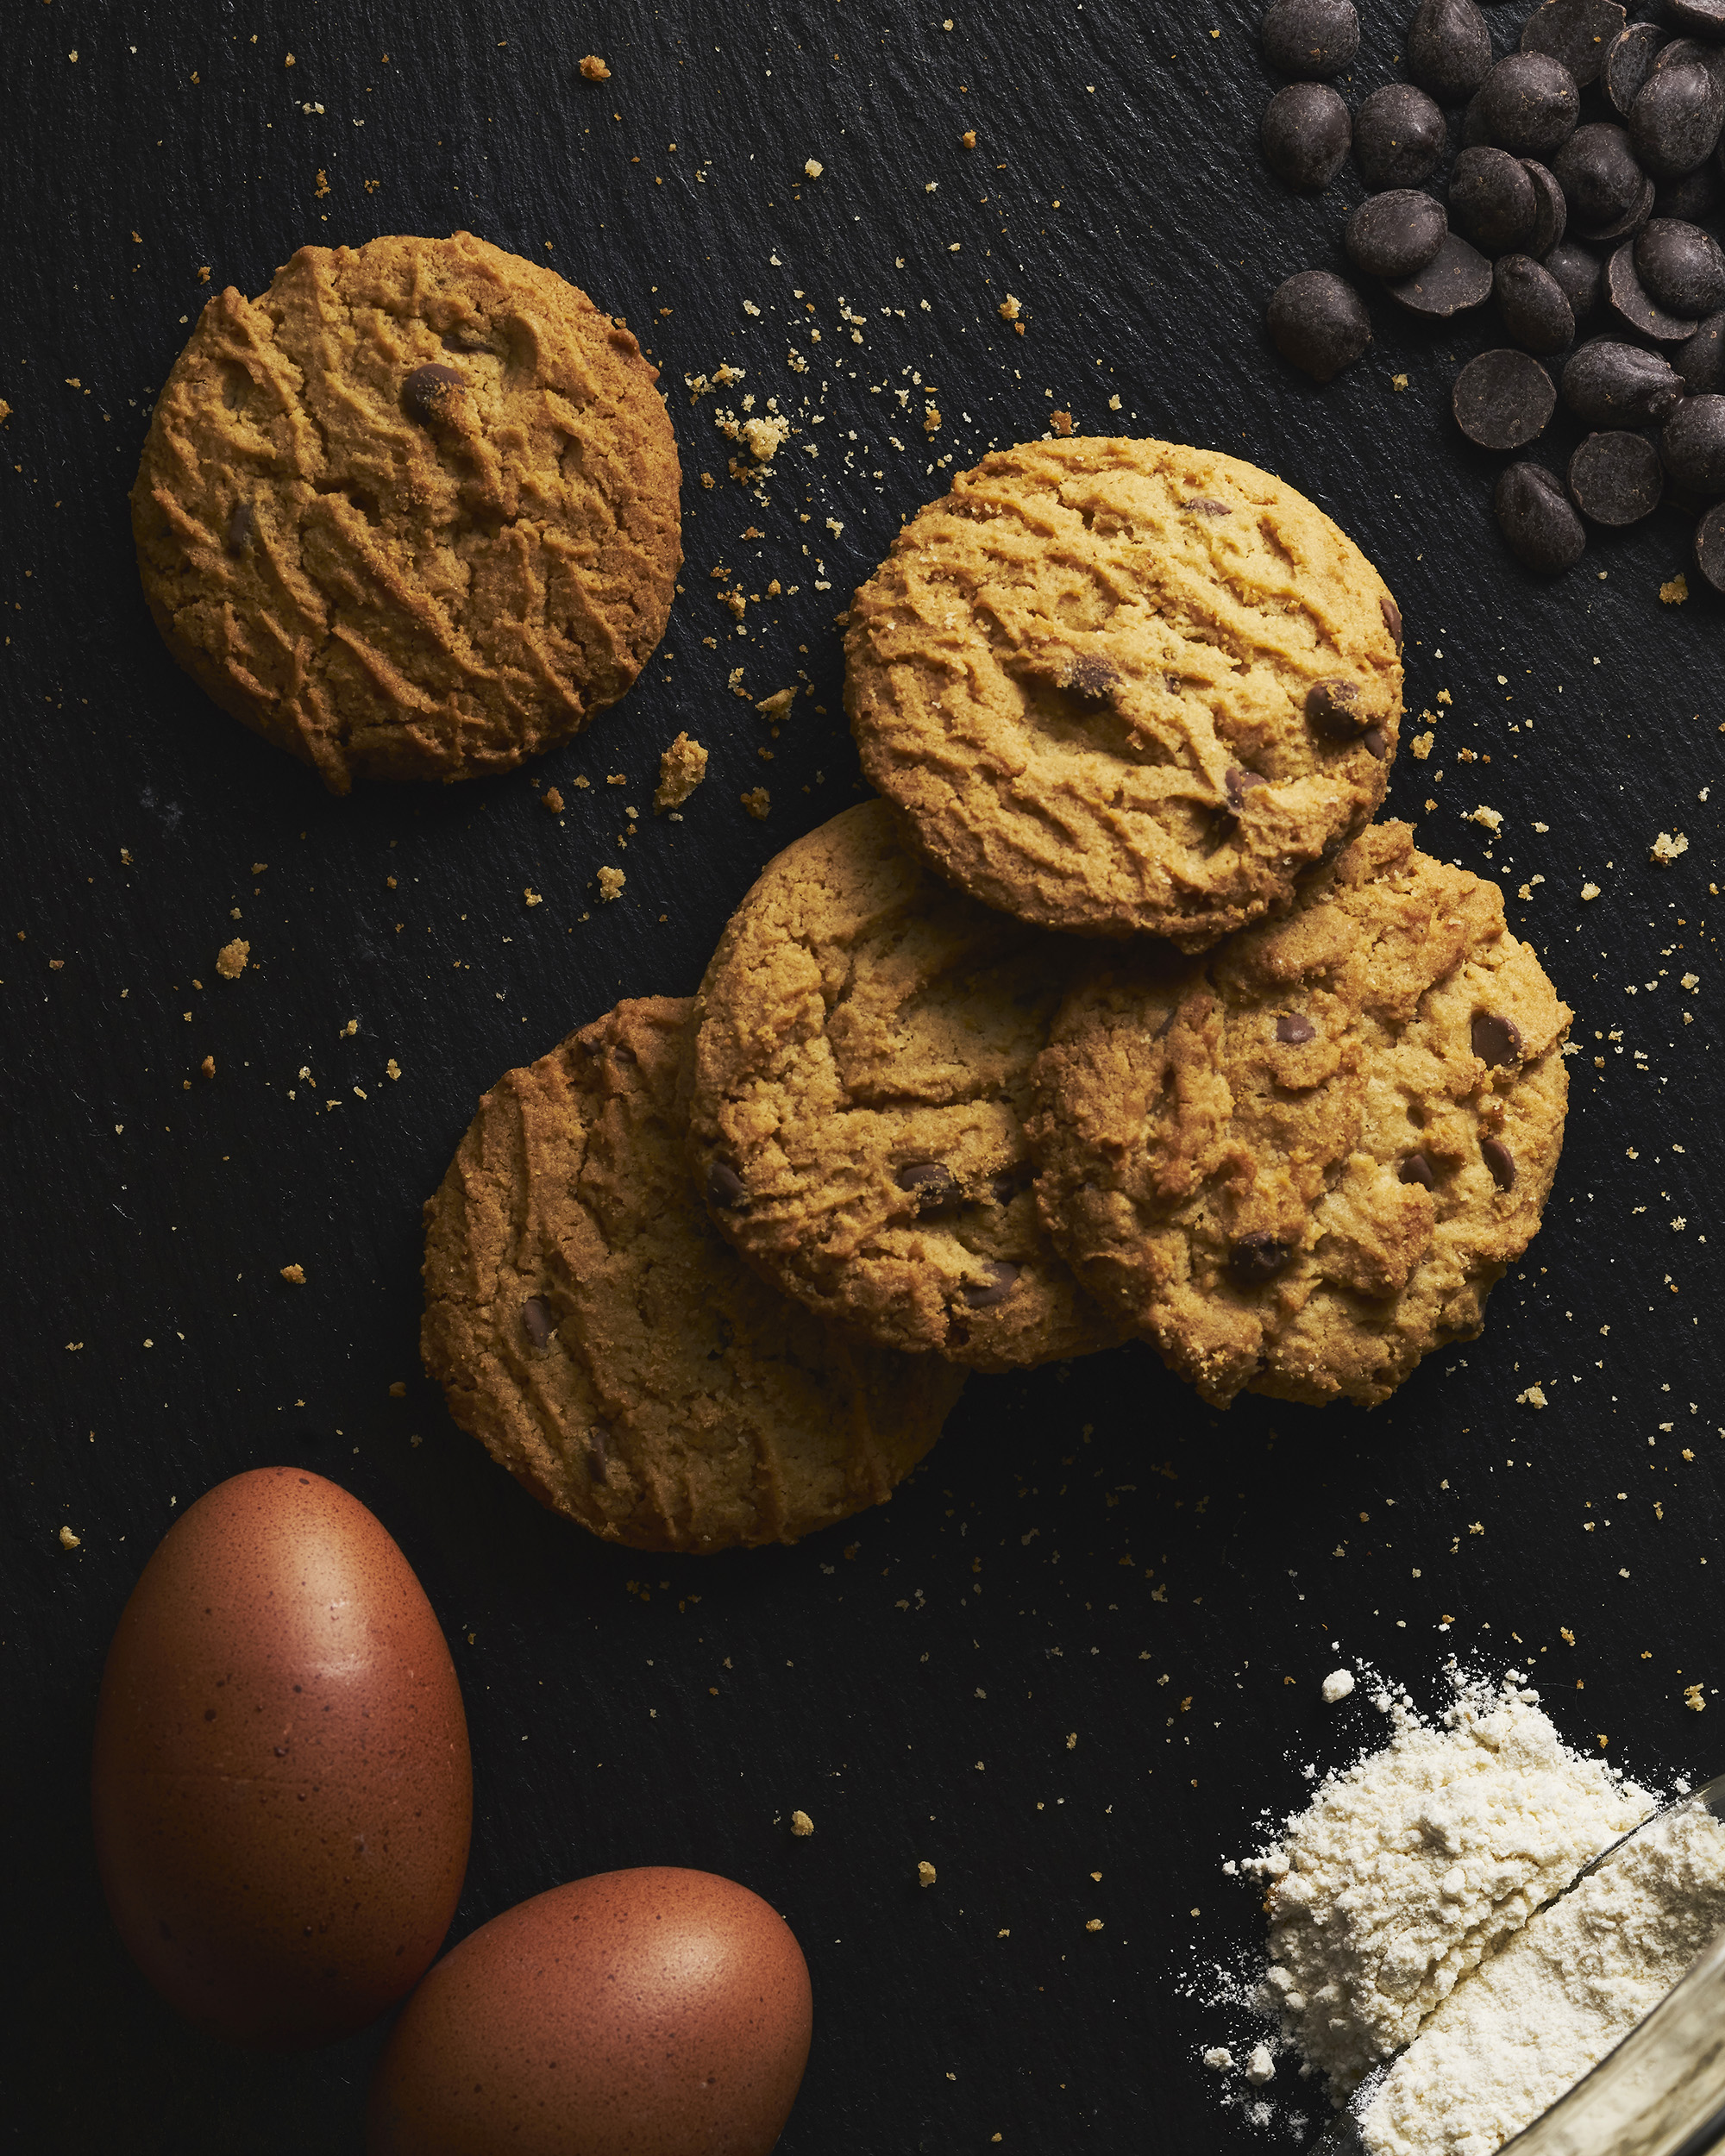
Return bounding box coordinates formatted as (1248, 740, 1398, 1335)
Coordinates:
(1408, 0, 1494, 104)
(1561, 337, 1684, 422)
(400, 361, 466, 426)
(586, 1424, 610, 1480)
(1569, 429, 1666, 521)
(1353, 83, 1447, 191)
(1636, 217, 1725, 315)
(1381, 594, 1404, 649)
(1262, 82, 1354, 189)
(1185, 498, 1233, 517)
(1552, 122, 1647, 229)
(1677, 308, 1725, 391)
(1520, 0, 1627, 88)
(1399, 1150, 1436, 1188)
(1306, 677, 1367, 738)
(706, 1160, 747, 1208)
(1453, 348, 1558, 448)
(1655, 162, 1725, 218)
(1666, 0, 1725, 39)
(521, 1295, 554, 1351)
(1630, 60, 1725, 180)
(1063, 653, 1120, 699)
(1654, 32, 1725, 84)
(1448, 146, 1538, 254)
(1482, 1138, 1518, 1190)
(1261, 0, 1360, 78)
(989, 1168, 1025, 1206)
(1606, 239, 1702, 339)
(1521, 160, 1569, 255)
(1363, 725, 1388, 758)
(1477, 52, 1582, 158)
(1543, 239, 1604, 323)
(1226, 766, 1270, 806)
(1471, 1011, 1525, 1065)
(1694, 496, 1725, 587)
(1276, 1012, 1317, 1044)
(960, 1261, 1021, 1309)
(1495, 255, 1577, 354)
(1459, 91, 1492, 148)
(1661, 392, 1725, 490)
(1604, 20, 1666, 115)
(224, 500, 255, 555)
(1578, 172, 1657, 243)
(1493, 461, 1589, 571)
(1346, 191, 1448, 279)
(896, 1159, 962, 1210)
(1387, 232, 1495, 315)
(1267, 268, 1373, 380)
(1228, 1233, 1295, 1286)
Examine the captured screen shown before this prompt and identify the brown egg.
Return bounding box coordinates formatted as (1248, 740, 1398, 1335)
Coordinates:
(367, 1868, 813, 2156)
(91, 1466, 471, 2049)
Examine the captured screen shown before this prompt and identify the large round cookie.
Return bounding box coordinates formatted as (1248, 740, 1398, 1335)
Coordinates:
(422, 998, 964, 1553)
(687, 800, 1126, 1371)
(132, 231, 681, 793)
(844, 436, 1403, 951)
(1029, 823, 1571, 1407)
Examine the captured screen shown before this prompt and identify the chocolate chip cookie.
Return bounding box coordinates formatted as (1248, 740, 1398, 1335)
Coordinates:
(422, 998, 964, 1552)
(687, 800, 1126, 1371)
(1029, 822, 1571, 1407)
(844, 436, 1403, 951)
(133, 231, 681, 793)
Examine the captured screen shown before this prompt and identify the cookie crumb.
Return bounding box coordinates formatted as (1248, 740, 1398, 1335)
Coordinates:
(1321, 1669, 1355, 1703)
(580, 53, 611, 80)
(1517, 1383, 1548, 1408)
(1581, 881, 1601, 900)
(962, 128, 977, 147)
(1651, 830, 1689, 866)
(524, 887, 543, 907)
(804, 159, 824, 179)
(543, 785, 564, 813)
(740, 786, 771, 821)
(200, 1054, 216, 1079)
(998, 294, 1021, 323)
(755, 686, 797, 723)
(386, 1057, 401, 1080)
(655, 730, 708, 809)
(790, 1808, 814, 1837)
(597, 864, 626, 902)
(216, 937, 249, 980)
(1686, 1683, 1707, 1712)
(279, 1263, 306, 1285)
(1410, 730, 1433, 760)
(1391, 373, 1409, 391)
(918, 1859, 938, 1887)
(1661, 573, 1690, 605)
(59, 1525, 81, 1551)
(389, 1381, 408, 1398)
(1086, 1918, 1105, 1933)
(1050, 409, 1074, 436)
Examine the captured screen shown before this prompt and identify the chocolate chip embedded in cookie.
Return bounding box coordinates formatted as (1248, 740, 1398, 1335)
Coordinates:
(1028, 822, 1571, 1407)
(132, 231, 681, 793)
(844, 436, 1403, 952)
(687, 800, 1125, 1372)
(422, 997, 964, 1553)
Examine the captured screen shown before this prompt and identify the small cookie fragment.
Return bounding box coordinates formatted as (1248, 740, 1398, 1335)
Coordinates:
(790, 1810, 814, 1838)
(918, 1860, 938, 1887)
(655, 730, 708, 809)
(597, 865, 625, 901)
(579, 54, 611, 80)
(216, 937, 249, 979)
(280, 1263, 306, 1285)
(740, 786, 771, 820)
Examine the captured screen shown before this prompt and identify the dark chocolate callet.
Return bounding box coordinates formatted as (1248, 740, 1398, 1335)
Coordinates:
(1604, 20, 1666, 115)
(1353, 83, 1447, 191)
(1482, 1138, 1518, 1190)
(585, 1424, 610, 1480)
(1381, 594, 1403, 649)
(1661, 393, 1725, 490)
(224, 500, 255, 556)
(1346, 191, 1449, 280)
(706, 1160, 747, 1208)
(960, 1261, 1021, 1309)
(1399, 1150, 1436, 1188)
(1655, 163, 1725, 220)
(1387, 233, 1494, 316)
(401, 361, 467, 426)
(1666, 0, 1725, 38)
(1471, 1012, 1525, 1066)
(1453, 348, 1558, 448)
(1569, 429, 1667, 522)
(1262, 83, 1354, 189)
(1447, 147, 1538, 254)
(1226, 766, 1270, 806)
(1561, 338, 1684, 423)
(1636, 218, 1725, 316)
(1677, 309, 1725, 392)
(1630, 60, 1725, 180)
(1063, 653, 1120, 699)
(988, 1168, 1025, 1206)
(1694, 498, 1725, 588)
(1552, 122, 1647, 229)
(521, 1295, 555, 1351)
(1276, 1012, 1317, 1044)
(1363, 725, 1388, 758)
(1495, 255, 1577, 354)
(1522, 160, 1569, 256)
(1306, 677, 1367, 738)
(1261, 0, 1360, 78)
(1228, 1233, 1295, 1287)
(1494, 461, 1588, 572)
(1606, 239, 1703, 340)
(1520, 0, 1627, 89)
(1477, 53, 1582, 159)
(1408, 0, 1493, 104)
(1543, 240, 1604, 324)
(1267, 269, 1372, 381)
(896, 1159, 962, 1209)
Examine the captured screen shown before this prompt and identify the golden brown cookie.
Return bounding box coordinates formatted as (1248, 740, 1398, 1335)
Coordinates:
(1028, 823, 1571, 1407)
(844, 436, 1403, 951)
(687, 801, 1126, 1372)
(132, 232, 681, 793)
(422, 998, 963, 1552)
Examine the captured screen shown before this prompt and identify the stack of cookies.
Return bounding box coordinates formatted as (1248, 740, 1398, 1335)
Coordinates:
(425, 435, 1573, 1554)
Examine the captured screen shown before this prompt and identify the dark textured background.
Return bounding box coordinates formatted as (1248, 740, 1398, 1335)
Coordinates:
(3, 2, 1722, 2149)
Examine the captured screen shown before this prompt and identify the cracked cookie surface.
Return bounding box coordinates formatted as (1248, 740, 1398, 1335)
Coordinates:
(687, 800, 1126, 1371)
(844, 436, 1404, 951)
(1028, 823, 1571, 1407)
(422, 997, 964, 1553)
(132, 231, 681, 793)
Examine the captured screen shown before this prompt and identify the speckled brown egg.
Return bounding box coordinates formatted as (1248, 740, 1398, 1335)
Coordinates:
(366, 1867, 813, 2156)
(91, 1465, 471, 2048)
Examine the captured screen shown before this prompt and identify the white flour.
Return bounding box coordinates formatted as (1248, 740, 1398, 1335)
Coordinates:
(1359, 1798, 1725, 2156)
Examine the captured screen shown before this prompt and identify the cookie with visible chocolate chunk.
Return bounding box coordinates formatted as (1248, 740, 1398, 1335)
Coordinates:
(844, 436, 1404, 952)
(687, 800, 1126, 1372)
(422, 997, 964, 1553)
(1028, 822, 1571, 1407)
(132, 231, 681, 793)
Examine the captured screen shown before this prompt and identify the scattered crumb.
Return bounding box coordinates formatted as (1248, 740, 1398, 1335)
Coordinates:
(1686, 1683, 1707, 1712)
(0, 399, 11, 425)
(1050, 409, 1074, 436)
(1391, 373, 1408, 391)
(597, 864, 626, 902)
(524, 887, 543, 907)
(1245, 2044, 1276, 2084)
(790, 1808, 814, 1837)
(804, 159, 824, 179)
(1086, 1918, 1105, 1933)
(216, 937, 249, 979)
(1651, 830, 1690, 866)
(1661, 573, 1690, 605)
(961, 128, 977, 147)
(1517, 1384, 1549, 1408)
(314, 167, 329, 198)
(386, 1057, 401, 1080)
(1321, 1669, 1355, 1703)
(740, 786, 771, 821)
(742, 411, 792, 464)
(1581, 881, 1601, 900)
(580, 53, 611, 80)
(1204, 2047, 1234, 2072)
(998, 294, 1021, 324)
(918, 1859, 938, 1887)
(655, 730, 708, 810)
(542, 785, 564, 813)
(1466, 804, 1502, 833)
(200, 1054, 216, 1079)
(756, 686, 797, 724)
(59, 1525, 81, 1551)
(279, 1263, 306, 1285)
(1410, 730, 1433, 760)
(389, 1381, 408, 1398)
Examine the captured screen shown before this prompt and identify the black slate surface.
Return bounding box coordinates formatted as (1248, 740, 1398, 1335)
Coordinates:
(3, 3, 1722, 2151)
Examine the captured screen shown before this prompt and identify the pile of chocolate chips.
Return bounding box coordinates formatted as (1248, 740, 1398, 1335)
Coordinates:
(1260, 0, 1725, 586)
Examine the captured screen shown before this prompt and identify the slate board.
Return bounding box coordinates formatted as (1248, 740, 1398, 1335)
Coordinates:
(3, 3, 1722, 2150)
